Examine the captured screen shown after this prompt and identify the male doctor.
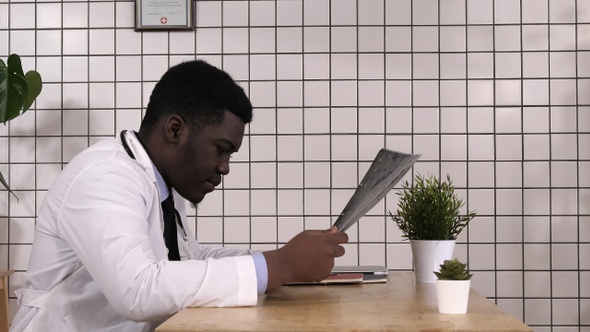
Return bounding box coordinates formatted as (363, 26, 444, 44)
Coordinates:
(10, 60, 348, 331)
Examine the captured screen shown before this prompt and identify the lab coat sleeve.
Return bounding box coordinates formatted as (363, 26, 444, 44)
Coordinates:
(56, 159, 258, 322)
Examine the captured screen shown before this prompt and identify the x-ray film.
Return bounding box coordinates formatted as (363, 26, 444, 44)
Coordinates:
(333, 149, 421, 232)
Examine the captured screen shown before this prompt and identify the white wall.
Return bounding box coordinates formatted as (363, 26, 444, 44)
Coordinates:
(1, 0, 589, 330)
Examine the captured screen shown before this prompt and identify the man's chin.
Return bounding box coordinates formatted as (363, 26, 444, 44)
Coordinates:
(190, 191, 206, 206)
(190, 196, 204, 206)
(177, 188, 206, 207)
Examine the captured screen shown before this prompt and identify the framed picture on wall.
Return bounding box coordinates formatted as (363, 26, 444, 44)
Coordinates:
(135, 0, 194, 31)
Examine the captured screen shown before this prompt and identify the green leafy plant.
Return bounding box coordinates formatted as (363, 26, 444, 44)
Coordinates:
(434, 258, 473, 280)
(388, 173, 476, 240)
(0, 54, 43, 199)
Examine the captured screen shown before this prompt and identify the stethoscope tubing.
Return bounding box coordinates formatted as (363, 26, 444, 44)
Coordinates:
(119, 130, 189, 244)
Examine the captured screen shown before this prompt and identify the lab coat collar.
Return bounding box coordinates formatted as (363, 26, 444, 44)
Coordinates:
(120, 130, 169, 202)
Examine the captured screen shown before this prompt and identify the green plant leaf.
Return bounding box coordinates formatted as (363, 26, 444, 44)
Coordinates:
(434, 258, 472, 280)
(388, 173, 476, 240)
(0, 171, 18, 201)
(8, 54, 25, 77)
(0, 54, 42, 124)
(0, 59, 12, 122)
(0, 56, 28, 123)
(22, 70, 43, 112)
(0, 54, 42, 199)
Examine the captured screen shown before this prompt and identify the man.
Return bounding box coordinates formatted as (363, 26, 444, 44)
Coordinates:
(10, 60, 348, 331)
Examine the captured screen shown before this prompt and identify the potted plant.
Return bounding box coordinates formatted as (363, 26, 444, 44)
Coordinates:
(388, 173, 476, 283)
(434, 258, 473, 314)
(0, 53, 43, 199)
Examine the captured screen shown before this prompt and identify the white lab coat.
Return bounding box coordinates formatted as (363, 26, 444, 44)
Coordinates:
(10, 131, 259, 332)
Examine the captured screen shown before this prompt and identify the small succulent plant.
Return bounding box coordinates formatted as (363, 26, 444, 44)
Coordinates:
(434, 258, 473, 280)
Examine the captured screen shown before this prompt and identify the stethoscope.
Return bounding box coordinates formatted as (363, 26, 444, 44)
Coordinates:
(120, 130, 189, 245)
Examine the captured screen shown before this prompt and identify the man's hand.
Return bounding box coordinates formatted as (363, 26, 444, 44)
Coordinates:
(263, 226, 349, 291)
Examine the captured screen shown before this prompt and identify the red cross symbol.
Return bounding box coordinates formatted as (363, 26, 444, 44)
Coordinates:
(160, 16, 168, 24)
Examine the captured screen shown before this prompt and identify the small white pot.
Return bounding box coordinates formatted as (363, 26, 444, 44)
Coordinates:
(410, 240, 455, 283)
(435, 279, 471, 314)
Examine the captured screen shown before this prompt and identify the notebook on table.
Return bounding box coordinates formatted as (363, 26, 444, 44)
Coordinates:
(287, 265, 389, 285)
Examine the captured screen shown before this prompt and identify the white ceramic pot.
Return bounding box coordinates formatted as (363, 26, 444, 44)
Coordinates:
(410, 240, 455, 283)
(435, 279, 471, 314)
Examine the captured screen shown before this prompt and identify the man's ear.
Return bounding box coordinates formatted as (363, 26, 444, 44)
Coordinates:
(164, 114, 186, 144)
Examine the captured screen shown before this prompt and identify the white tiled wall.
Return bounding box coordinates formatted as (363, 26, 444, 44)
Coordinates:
(1, 0, 589, 330)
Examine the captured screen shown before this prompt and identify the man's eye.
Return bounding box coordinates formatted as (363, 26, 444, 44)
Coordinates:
(217, 147, 231, 155)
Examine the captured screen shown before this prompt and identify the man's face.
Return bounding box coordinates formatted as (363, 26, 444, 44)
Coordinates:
(168, 111, 245, 204)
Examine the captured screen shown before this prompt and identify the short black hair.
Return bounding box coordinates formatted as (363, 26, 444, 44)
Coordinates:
(139, 60, 253, 135)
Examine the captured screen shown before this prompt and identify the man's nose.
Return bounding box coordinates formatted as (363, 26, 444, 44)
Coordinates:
(216, 159, 230, 175)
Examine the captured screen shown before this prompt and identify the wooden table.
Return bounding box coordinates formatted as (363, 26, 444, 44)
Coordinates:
(0, 269, 14, 332)
(156, 272, 531, 331)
